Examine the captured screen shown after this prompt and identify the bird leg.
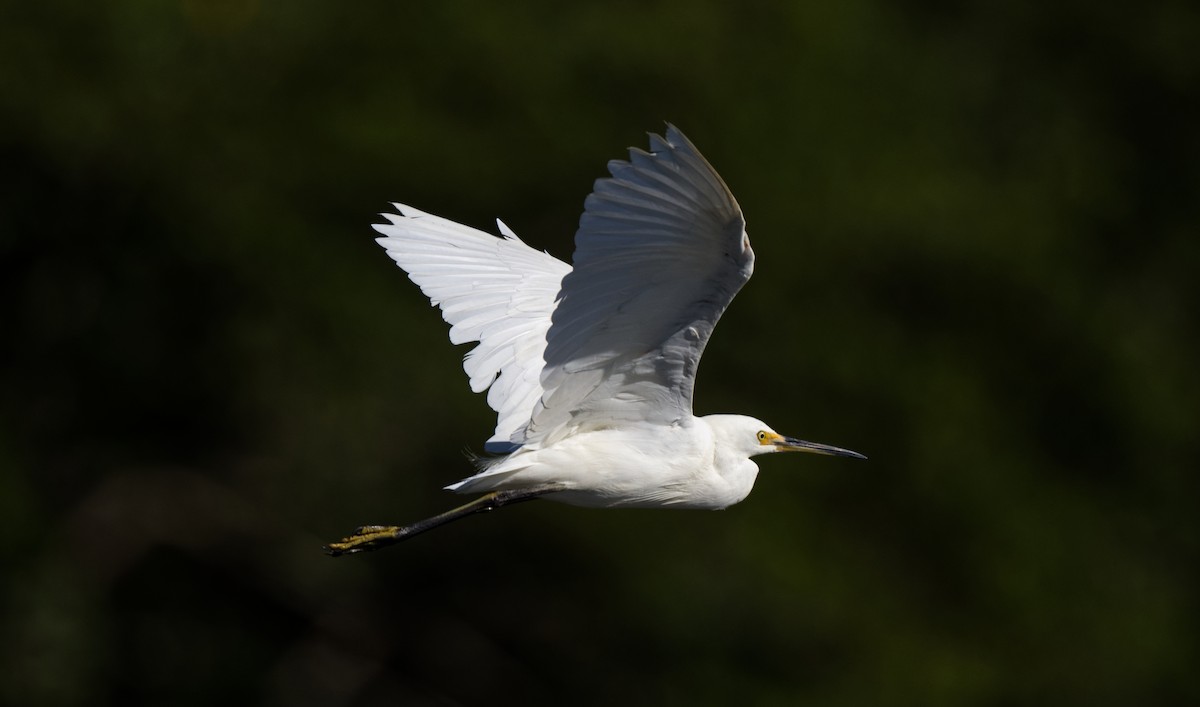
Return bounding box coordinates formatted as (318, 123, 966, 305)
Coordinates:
(323, 483, 567, 556)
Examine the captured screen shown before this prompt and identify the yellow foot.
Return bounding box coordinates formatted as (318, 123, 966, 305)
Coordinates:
(323, 525, 404, 556)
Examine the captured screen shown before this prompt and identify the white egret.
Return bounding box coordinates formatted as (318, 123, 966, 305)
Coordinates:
(326, 125, 864, 555)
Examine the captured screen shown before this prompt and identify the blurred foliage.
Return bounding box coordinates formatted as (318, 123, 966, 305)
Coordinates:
(2, 0, 1198, 705)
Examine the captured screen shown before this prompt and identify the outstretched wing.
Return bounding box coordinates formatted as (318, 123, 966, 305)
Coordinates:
(518, 125, 753, 446)
(372, 205, 570, 451)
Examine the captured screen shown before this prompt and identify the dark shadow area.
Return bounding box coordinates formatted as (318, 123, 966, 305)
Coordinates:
(2, 1, 1197, 705)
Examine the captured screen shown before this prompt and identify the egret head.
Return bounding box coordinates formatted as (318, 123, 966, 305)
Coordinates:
(707, 414, 867, 460)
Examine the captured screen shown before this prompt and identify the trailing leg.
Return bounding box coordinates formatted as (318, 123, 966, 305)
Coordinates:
(323, 483, 566, 556)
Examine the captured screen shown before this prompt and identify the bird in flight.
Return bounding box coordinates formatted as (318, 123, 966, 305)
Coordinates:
(325, 125, 864, 555)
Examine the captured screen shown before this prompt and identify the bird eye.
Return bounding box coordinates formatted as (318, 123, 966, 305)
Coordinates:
(756, 430, 769, 444)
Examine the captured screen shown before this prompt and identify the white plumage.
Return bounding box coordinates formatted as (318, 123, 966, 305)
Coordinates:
(328, 125, 863, 553)
(375, 206, 569, 451)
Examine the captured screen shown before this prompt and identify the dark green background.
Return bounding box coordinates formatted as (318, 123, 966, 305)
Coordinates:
(3, 1, 1197, 705)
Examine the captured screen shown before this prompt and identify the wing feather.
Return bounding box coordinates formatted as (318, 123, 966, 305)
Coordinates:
(372, 205, 570, 450)
(373, 126, 751, 454)
(521, 125, 753, 446)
